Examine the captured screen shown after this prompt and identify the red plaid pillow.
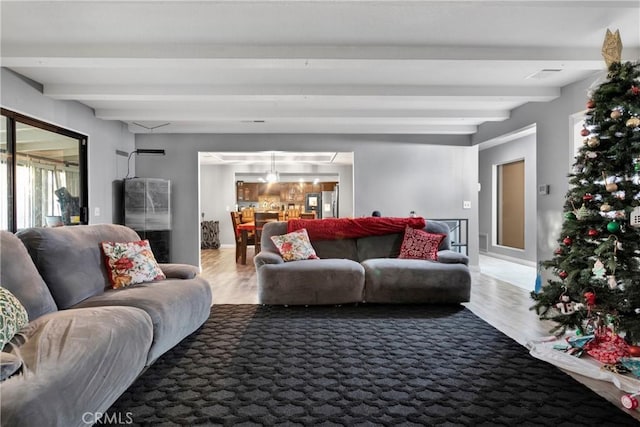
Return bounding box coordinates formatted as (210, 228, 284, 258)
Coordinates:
(398, 226, 445, 261)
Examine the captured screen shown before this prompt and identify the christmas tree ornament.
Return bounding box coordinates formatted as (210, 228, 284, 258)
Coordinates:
(587, 136, 600, 148)
(592, 259, 606, 279)
(601, 28, 623, 67)
(558, 270, 568, 280)
(564, 211, 576, 220)
(626, 117, 640, 128)
(606, 181, 618, 192)
(584, 291, 596, 307)
(574, 204, 590, 220)
(608, 275, 618, 289)
(631, 86, 640, 96)
(630, 206, 640, 228)
(600, 202, 612, 212)
(588, 228, 599, 237)
(556, 294, 575, 314)
(629, 345, 640, 357)
(586, 151, 598, 159)
(580, 128, 591, 137)
(634, 159, 640, 172)
(583, 193, 594, 202)
(614, 210, 626, 219)
(610, 109, 623, 120)
(587, 99, 596, 109)
(603, 172, 618, 192)
(607, 220, 621, 233)
(563, 236, 573, 246)
(554, 247, 563, 255)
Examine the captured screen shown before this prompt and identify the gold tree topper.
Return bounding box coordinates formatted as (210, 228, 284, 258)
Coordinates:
(602, 29, 622, 67)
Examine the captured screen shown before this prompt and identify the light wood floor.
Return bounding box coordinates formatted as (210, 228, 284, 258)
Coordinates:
(200, 247, 640, 421)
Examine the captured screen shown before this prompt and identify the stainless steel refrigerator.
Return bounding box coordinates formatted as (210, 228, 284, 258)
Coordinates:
(321, 185, 339, 218)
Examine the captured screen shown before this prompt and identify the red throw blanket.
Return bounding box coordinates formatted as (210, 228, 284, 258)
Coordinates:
(287, 217, 426, 241)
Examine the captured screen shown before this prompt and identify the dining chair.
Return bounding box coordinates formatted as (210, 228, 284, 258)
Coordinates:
(230, 211, 255, 262)
(286, 208, 300, 220)
(240, 207, 254, 223)
(254, 212, 280, 254)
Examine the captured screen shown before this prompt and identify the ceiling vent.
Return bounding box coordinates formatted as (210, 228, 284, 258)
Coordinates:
(526, 69, 563, 80)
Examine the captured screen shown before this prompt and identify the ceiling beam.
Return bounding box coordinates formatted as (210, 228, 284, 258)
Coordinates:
(47, 84, 559, 101)
(126, 122, 478, 135)
(96, 108, 510, 123)
(1, 44, 623, 65)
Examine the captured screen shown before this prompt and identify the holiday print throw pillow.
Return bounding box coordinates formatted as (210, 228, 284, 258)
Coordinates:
(270, 228, 319, 262)
(101, 240, 166, 289)
(0, 287, 29, 350)
(398, 226, 445, 261)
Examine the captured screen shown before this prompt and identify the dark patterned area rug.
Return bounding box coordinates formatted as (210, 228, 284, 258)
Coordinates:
(104, 305, 639, 426)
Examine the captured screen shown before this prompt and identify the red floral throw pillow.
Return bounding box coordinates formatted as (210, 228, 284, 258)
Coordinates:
(270, 228, 319, 262)
(101, 240, 166, 289)
(398, 226, 445, 261)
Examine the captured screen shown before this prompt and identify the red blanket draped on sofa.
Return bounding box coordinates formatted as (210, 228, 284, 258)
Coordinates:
(287, 216, 426, 241)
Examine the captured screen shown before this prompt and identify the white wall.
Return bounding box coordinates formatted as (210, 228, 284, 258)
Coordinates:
(1, 68, 135, 224)
(200, 161, 354, 247)
(478, 132, 537, 263)
(473, 72, 604, 265)
(135, 134, 479, 268)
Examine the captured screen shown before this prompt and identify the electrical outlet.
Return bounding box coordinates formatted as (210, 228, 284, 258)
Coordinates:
(463, 201, 471, 209)
(94, 207, 101, 217)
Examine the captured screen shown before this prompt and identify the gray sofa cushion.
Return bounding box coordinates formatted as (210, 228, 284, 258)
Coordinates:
(312, 239, 359, 260)
(17, 224, 141, 309)
(0, 306, 153, 427)
(257, 259, 365, 305)
(0, 231, 58, 320)
(357, 233, 404, 260)
(73, 276, 212, 364)
(362, 258, 471, 304)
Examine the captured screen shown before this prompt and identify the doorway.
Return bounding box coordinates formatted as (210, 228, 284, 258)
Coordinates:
(496, 159, 525, 250)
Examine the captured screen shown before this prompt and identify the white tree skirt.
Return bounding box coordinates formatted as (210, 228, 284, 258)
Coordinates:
(526, 336, 640, 394)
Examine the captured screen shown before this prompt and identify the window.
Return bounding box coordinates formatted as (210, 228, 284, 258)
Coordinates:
(1, 108, 88, 232)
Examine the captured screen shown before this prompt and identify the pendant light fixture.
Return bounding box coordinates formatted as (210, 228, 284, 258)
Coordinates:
(265, 152, 279, 183)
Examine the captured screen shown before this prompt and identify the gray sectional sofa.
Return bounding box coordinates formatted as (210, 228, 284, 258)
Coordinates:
(0, 224, 212, 427)
(254, 220, 471, 305)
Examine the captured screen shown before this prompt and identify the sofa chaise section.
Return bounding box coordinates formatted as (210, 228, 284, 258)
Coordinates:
(1, 306, 153, 427)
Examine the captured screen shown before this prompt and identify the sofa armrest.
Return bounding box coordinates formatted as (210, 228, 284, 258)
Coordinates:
(254, 251, 285, 268)
(158, 263, 199, 279)
(437, 250, 469, 266)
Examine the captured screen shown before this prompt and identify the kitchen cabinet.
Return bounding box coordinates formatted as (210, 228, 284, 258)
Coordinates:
(237, 182, 259, 201)
(236, 181, 338, 204)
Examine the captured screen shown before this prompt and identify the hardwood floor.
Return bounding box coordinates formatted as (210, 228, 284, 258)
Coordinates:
(200, 247, 640, 421)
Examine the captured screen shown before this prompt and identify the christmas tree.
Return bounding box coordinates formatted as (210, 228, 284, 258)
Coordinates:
(531, 31, 640, 344)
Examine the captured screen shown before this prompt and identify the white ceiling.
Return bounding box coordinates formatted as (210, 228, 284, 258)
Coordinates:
(2, 0, 640, 136)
